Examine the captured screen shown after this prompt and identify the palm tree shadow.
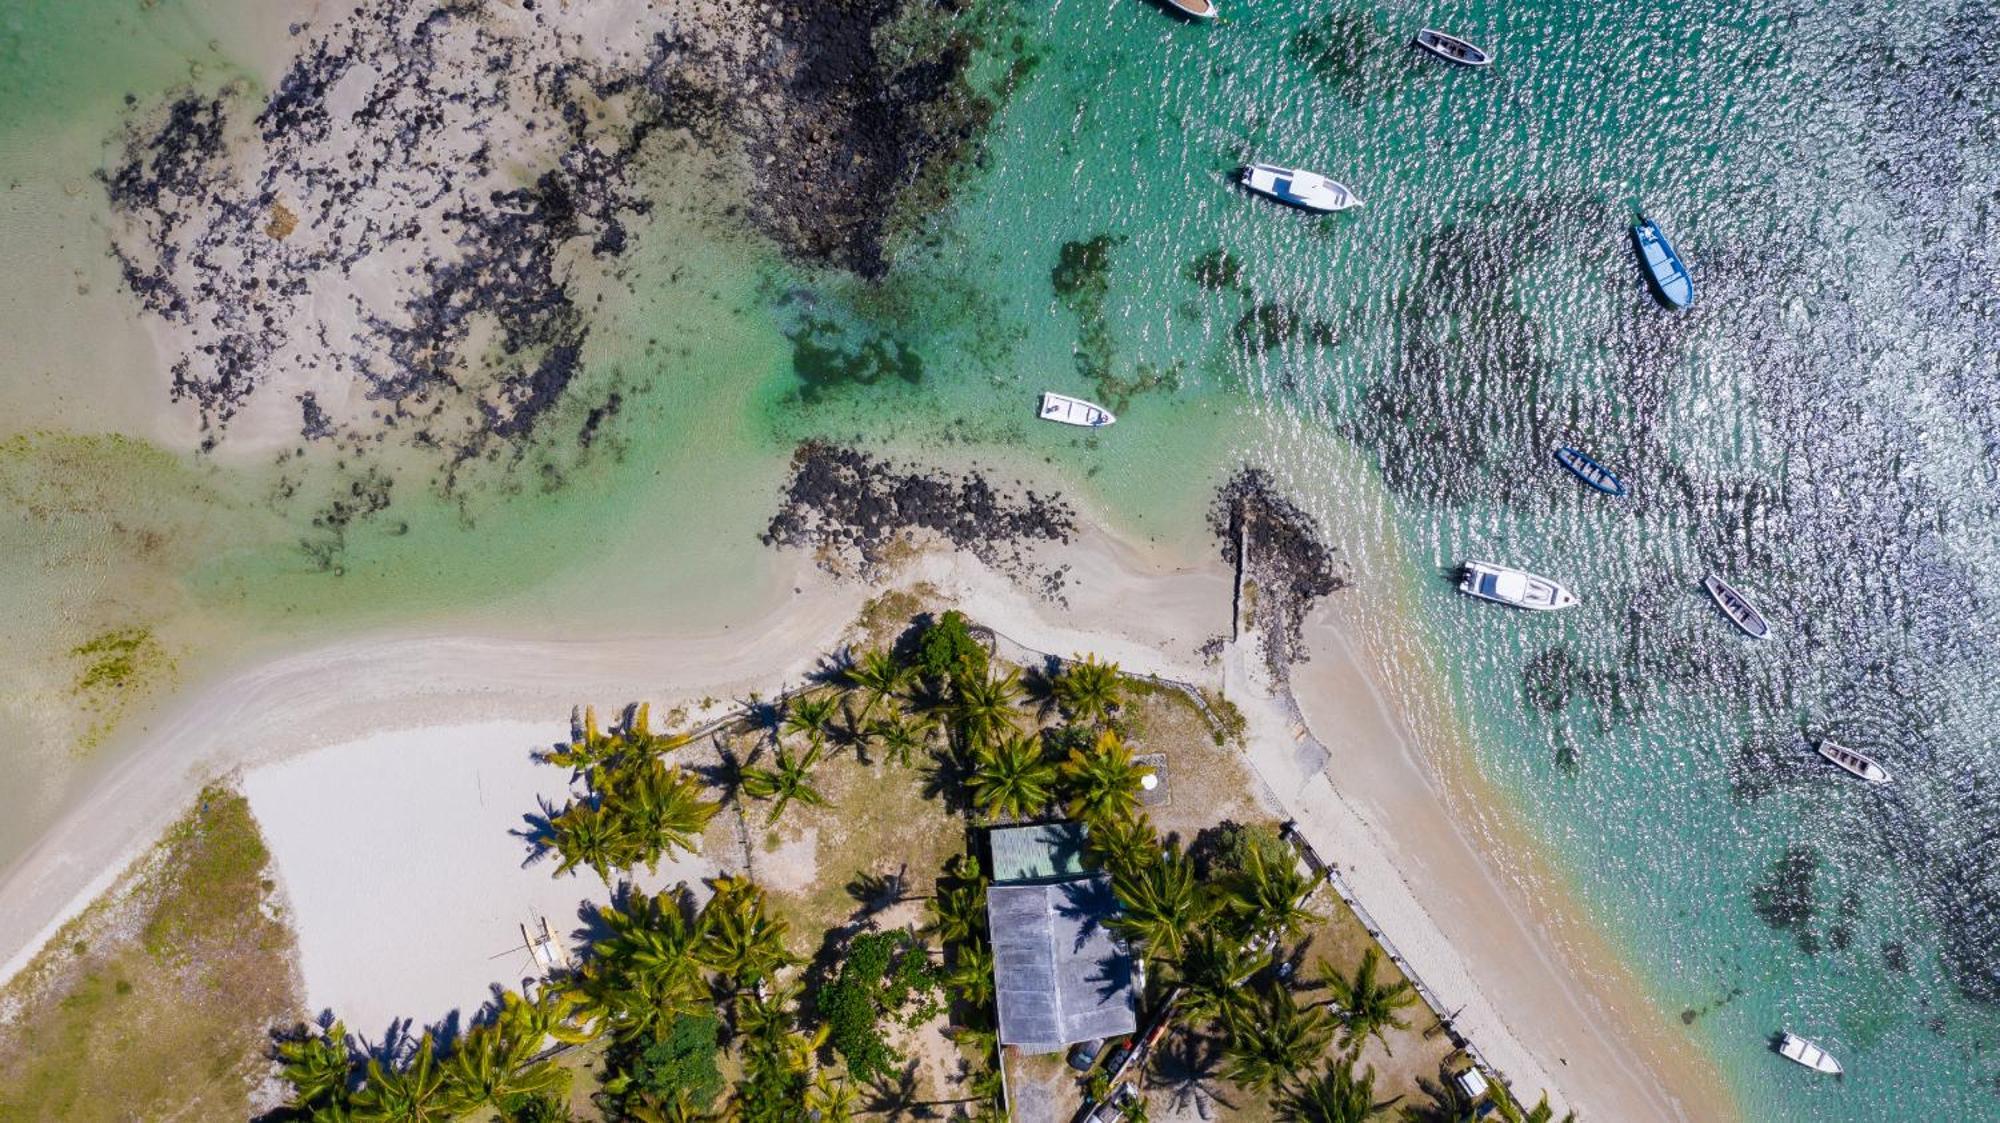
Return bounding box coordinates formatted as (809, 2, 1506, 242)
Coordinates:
(1020, 658, 1061, 721)
(1148, 1028, 1236, 1115)
(514, 800, 558, 869)
(809, 645, 857, 688)
(919, 747, 974, 815)
(846, 865, 910, 920)
(862, 1060, 923, 1120)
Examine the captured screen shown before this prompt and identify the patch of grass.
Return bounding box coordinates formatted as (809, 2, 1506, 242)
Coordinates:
(68, 626, 177, 752)
(0, 786, 299, 1122)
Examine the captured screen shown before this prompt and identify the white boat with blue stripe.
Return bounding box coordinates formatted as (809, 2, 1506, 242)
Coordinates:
(1238, 164, 1362, 213)
(1039, 392, 1115, 428)
(1459, 561, 1579, 611)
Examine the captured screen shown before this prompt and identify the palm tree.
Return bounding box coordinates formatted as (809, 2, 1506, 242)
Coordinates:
(944, 941, 996, 1010)
(843, 648, 912, 728)
(1223, 839, 1323, 945)
(1109, 844, 1210, 962)
(783, 692, 840, 750)
(439, 1016, 569, 1109)
(739, 743, 830, 824)
(968, 732, 1057, 820)
(698, 875, 795, 986)
(493, 986, 595, 1051)
(871, 712, 931, 769)
(546, 705, 619, 773)
(275, 1019, 354, 1112)
(614, 757, 722, 870)
(924, 854, 989, 946)
(1322, 948, 1419, 1055)
(351, 1033, 463, 1121)
(951, 667, 1022, 749)
(1060, 729, 1153, 825)
(574, 887, 709, 1043)
(1172, 928, 1268, 1029)
(1221, 986, 1336, 1093)
(547, 798, 626, 884)
(1054, 654, 1122, 727)
(1084, 811, 1159, 876)
(805, 1069, 859, 1122)
(1275, 1056, 1396, 1122)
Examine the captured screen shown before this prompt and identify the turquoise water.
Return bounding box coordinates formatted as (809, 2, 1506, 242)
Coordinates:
(3, 0, 1997, 1117)
(778, 0, 2000, 1117)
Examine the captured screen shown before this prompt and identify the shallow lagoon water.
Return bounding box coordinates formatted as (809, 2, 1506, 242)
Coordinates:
(1, 0, 1997, 1118)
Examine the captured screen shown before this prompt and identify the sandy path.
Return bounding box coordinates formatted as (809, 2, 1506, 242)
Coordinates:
(0, 525, 1734, 1120)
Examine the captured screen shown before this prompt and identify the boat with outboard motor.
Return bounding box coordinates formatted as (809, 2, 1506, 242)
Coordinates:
(1038, 392, 1116, 428)
(1238, 164, 1362, 213)
(1776, 1032, 1843, 1076)
(1632, 217, 1694, 308)
(1459, 561, 1580, 611)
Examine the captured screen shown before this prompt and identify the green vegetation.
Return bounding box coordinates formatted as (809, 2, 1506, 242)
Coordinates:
(620, 1012, 723, 1111)
(67, 625, 176, 750)
(255, 603, 1569, 1123)
(0, 787, 297, 1122)
(917, 609, 988, 686)
(821, 929, 943, 1083)
(543, 705, 719, 883)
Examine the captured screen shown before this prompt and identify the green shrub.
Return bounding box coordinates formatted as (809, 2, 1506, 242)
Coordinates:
(627, 1012, 723, 1109)
(917, 611, 987, 688)
(822, 930, 942, 1083)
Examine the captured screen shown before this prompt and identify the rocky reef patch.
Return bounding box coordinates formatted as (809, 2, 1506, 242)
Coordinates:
(763, 442, 1074, 589)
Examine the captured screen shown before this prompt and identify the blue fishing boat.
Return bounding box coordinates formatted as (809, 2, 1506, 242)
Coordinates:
(1553, 447, 1626, 496)
(1631, 218, 1693, 308)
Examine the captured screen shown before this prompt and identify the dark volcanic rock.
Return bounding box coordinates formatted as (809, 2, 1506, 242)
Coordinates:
(1211, 468, 1346, 674)
(763, 442, 1073, 584)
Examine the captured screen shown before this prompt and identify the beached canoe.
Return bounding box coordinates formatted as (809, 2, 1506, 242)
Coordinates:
(1238, 164, 1362, 213)
(1776, 1032, 1844, 1075)
(1703, 575, 1770, 639)
(1632, 218, 1694, 308)
(1153, 0, 1218, 18)
(1459, 561, 1579, 611)
(1038, 392, 1115, 428)
(1412, 28, 1492, 67)
(1553, 446, 1626, 496)
(1815, 739, 1892, 785)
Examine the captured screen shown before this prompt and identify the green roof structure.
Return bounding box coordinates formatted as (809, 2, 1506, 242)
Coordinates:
(988, 821, 1089, 885)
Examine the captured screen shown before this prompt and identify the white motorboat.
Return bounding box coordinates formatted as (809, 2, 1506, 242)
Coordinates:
(1153, 0, 1218, 19)
(1815, 739, 1892, 785)
(1776, 1032, 1843, 1076)
(1038, 392, 1116, 428)
(1238, 164, 1362, 213)
(1459, 561, 1579, 611)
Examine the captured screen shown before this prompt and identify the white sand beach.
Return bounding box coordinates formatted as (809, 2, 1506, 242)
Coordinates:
(240, 720, 721, 1039)
(0, 521, 1734, 1121)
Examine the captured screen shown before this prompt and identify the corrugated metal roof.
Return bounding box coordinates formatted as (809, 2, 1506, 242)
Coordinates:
(989, 821, 1090, 884)
(987, 874, 1139, 1052)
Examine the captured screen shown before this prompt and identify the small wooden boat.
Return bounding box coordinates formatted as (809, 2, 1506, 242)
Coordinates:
(1152, 0, 1218, 19)
(1238, 164, 1362, 213)
(1815, 739, 1891, 785)
(1776, 1032, 1843, 1076)
(1553, 447, 1626, 496)
(1703, 575, 1770, 639)
(1412, 28, 1492, 67)
(1038, 392, 1115, 428)
(1632, 218, 1694, 308)
(1459, 561, 1579, 611)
